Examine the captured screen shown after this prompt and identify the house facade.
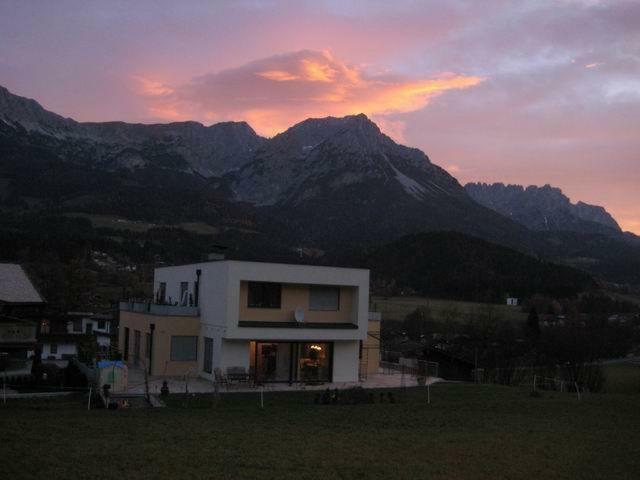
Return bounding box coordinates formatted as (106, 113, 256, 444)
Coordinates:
(119, 260, 376, 383)
(0, 264, 44, 378)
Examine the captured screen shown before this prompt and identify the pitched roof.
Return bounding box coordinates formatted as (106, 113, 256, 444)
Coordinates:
(0, 264, 44, 304)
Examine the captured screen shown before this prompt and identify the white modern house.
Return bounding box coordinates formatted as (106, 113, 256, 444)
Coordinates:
(119, 260, 376, 383)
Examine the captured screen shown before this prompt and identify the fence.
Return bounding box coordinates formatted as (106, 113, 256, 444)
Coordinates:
(380, 359, 439, 378)
(471, 364, 605, 394)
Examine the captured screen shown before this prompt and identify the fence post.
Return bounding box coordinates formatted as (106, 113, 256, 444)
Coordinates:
(575, 382, 581, 401)
(3, 373, 6, 404)
(260, 386, 264, 409)
(87, 386, 92, 411)
(427, 383, 431, 405)
(533, 375, 537, 392)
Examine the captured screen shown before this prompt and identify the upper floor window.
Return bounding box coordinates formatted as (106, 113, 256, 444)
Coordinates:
(248, 282, 282, 309)
(309, 286, 341, 311)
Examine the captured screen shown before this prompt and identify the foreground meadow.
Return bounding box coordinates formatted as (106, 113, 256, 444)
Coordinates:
(2, 384, 639, 479)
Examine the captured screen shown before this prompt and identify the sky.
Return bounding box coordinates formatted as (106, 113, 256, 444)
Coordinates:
(0, 0, 638, 233)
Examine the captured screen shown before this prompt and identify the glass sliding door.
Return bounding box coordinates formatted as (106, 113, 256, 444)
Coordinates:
(250, 341, 333, 383)
(296, 343, 332, 383)
(253, 342, 292, 382)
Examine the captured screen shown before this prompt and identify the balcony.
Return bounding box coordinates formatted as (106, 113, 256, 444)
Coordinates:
(0, 321, 37, 344)
(119, 301, 199, 317)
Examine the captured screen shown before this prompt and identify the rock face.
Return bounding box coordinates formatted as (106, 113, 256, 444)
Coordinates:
(465, 183, 621, 234)
(0, 85, 530, 250)
(227, 114, 531, 249)
(229, 114, 462, 205)
(0, 85, 264, 176)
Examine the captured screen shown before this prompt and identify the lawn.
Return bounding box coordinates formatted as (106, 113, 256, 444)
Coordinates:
(2, 384, 639, 479)
(371, 295, 527, 323)
(64, 212, 219, 235)
(602, 364, 640, 394)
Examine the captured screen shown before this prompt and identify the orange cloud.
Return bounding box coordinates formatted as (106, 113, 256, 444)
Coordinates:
(139, 50, 484, 137)
(257, 70, 300, 82)
(132, 76, 174, 96)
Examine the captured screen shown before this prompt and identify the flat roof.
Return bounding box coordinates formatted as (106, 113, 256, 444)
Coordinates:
(0, 264, 44, 304)
(156, 259, 369, 272)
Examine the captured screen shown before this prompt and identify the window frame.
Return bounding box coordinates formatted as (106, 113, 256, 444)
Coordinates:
(170, 335, 198, 362)
(203, 337, 214, 374)
(247, 282, 282, 309)
(308, 285, 341, 311)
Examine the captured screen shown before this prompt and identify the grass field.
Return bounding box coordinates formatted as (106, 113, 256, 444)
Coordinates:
(602, 364, 640, 394)
(371, 296, 527, 323)
(65, 212, 219, 236)
(2, 384, 639, 479)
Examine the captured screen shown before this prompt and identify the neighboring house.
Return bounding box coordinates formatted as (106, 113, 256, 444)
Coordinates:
(506, 297, 519, 306)
(0, 263, 45, 378)
(119, 260, 377, 383)
(40, 311, 115, 366)
(39, 333, 79, 368)
(65, 312, 113, 352)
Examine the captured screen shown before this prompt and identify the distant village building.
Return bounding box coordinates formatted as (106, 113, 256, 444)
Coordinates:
(506, 297, 519, 306)
(0, 264, 44, 378)
(40, 312, 115, 367)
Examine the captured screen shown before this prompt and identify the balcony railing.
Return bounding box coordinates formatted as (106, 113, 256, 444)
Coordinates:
(0, 323, 37, 343)
(119, 301, 199, 317)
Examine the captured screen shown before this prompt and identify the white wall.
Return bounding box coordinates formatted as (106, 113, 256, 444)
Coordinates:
(220, 339, 250, 371)
(332, 341, 359, 382)
(41, 342, 77, 360)
(66, 318, 111, 335)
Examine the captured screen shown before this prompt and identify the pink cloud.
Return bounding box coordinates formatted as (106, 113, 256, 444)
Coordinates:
(139, 50, 484, 137)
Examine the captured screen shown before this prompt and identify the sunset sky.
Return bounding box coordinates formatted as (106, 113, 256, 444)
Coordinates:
(1, 0, 638, 233)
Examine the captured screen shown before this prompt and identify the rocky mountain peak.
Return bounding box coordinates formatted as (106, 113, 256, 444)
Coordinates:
(465, 182, 622, 234)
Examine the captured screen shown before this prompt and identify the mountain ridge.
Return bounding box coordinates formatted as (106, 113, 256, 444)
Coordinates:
(2, 84, 640, 285)
(465, 182, 621, 235)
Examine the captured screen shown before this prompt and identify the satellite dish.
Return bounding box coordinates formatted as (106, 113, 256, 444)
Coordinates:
(294, 307, 305, 323)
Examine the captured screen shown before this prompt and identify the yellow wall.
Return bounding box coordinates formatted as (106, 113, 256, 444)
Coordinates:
(363, 320, 380, 375)
(238, 282, 354, 324)
(119, 311, 199, 376)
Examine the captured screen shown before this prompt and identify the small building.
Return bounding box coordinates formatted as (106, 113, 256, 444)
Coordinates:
(0, 264, 45, 378)
(506, 297, 519, 306)
(39, 333, 79, 368)
(65, 312, 114, 354)
(119, 260, 376, 383)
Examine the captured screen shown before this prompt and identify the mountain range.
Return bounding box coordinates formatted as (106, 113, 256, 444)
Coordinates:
(1, 84, 639, 287)
(465, 182, 621, 235)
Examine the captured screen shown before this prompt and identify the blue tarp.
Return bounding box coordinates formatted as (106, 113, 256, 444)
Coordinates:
(97, 360, 126, 369)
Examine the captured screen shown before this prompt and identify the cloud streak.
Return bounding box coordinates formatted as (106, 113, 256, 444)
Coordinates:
(139, 50, 483, 137)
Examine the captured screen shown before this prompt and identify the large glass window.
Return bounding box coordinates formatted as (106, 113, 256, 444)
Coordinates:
(247, 282, 282, 309)
(297, 343, 331, 382)
(250, 341, 332, 383)
(309, 286, 340, 311)
(171, 336, 198, 361)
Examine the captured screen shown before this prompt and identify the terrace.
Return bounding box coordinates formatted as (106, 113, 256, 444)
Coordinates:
(119, 301, 199, 317)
